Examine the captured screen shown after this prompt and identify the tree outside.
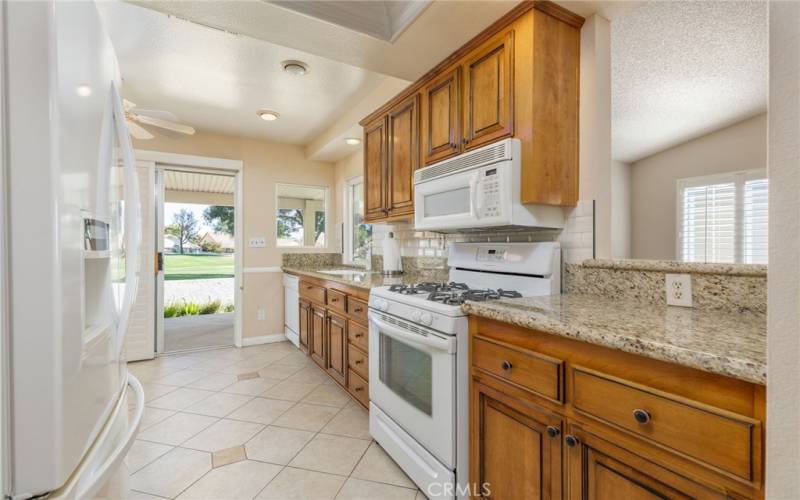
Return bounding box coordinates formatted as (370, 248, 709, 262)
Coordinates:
(165, 209, 200, 254)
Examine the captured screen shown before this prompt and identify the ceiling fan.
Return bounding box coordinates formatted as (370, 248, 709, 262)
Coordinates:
(123, 99, 196, 140)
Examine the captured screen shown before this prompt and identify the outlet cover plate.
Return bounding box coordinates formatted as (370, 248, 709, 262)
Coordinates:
(665, 273, 692, 307)
(249, 237, 266, 248)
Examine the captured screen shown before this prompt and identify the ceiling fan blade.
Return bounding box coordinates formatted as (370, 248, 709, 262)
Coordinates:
(123, 98, 137, 112)
(126, 119, 154, 140)
(135, 114, 195, 135)
(133, 108, 179, 122)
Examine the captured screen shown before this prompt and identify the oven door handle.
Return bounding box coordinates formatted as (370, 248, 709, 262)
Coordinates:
(369, 312, 456, 354)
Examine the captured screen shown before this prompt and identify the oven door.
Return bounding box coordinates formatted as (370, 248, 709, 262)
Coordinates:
(368, 310, 457, 468)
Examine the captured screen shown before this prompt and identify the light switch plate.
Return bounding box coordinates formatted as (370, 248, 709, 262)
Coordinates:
(248, 237, 266, 248)
(665, 273, 692, 307)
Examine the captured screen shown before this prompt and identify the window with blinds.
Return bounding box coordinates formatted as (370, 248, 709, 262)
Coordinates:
(677, 170, 768, 264)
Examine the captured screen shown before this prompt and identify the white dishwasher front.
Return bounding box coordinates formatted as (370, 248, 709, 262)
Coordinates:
(282, 273, 300, 347)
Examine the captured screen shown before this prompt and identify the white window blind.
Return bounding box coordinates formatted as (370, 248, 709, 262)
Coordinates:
(677, 170, 768, 264)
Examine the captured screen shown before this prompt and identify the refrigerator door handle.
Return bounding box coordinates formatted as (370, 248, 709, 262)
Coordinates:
(110, 82, 141, 356)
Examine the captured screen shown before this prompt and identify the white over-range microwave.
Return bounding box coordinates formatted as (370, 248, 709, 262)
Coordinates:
(413, 138, 564, 232)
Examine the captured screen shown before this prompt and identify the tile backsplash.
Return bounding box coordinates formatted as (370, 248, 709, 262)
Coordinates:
(370, 200, 595, 264)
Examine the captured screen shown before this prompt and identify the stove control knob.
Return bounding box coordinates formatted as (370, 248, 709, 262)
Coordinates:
(420, 312, 433, 326)
(376, 299, 389, 311)
(411, 311, 422, 323)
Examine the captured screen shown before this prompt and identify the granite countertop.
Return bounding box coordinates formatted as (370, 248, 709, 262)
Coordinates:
(463, 294, 766, 385)
(281, 265, 448, 291)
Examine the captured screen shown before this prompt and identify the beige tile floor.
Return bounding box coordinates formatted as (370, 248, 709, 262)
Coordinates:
(126, 343, 426, 500)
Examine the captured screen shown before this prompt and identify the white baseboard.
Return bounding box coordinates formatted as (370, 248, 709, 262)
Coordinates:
(241, 334, 288, 347)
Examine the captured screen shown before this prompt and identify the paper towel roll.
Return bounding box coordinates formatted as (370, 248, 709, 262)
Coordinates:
(382, 232, 402, 273)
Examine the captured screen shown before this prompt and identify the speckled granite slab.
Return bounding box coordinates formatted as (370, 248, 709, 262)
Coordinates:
(565, 261, 766, 314)
(463, 294, 766, 384)
(281, 266, 449, 291)
(281, 253, 342, 268)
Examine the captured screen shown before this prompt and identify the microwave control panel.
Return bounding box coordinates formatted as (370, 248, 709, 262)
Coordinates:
(479, 167, 501, 217)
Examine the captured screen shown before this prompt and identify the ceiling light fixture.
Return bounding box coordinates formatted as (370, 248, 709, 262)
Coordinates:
(257, 110, 280, 121)
(281, 60, 309, 76)
(344, 137, 361, 146)
(75, 84, 93, 97)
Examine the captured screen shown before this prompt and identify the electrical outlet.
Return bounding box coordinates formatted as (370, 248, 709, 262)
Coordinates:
(665, 273, 692, 307)
(257, 308, 266, 321)
(248, 237, 266, 248)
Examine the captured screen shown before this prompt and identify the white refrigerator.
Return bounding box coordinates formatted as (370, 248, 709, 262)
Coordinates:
(2, 1, 144, 498)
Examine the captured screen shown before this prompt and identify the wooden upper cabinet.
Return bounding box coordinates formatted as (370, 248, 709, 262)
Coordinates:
(387, 95, 419, 216)
(422, 68, 461, 165)
(462, 29, 514, 150)
(363, 117, 387, 221)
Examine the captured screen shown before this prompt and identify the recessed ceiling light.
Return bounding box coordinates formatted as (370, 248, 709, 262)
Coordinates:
(344, 137, 361, 146)
(281, 60, 309, 76)
(257, 110, 280, 121)
(75, 84, 93, 97)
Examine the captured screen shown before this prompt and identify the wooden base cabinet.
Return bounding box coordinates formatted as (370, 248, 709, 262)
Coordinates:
(309, 304, 326, 369)
(326, 310, 347, 386)
(293, 274, 370, 409)
(469, 317, 765, 500)
(298, 298, 310, 353)
(472, 380, 562, 500)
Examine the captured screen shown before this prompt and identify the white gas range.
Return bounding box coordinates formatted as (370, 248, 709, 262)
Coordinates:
(368, 242, 561, 499)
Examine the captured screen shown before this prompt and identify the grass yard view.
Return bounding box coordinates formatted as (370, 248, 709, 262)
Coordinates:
(164, 254, 234, 281)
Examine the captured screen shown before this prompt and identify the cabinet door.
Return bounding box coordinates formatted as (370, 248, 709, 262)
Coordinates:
(326, 310, 347, 385)
(298, 298, 310, 353)
(471, 380, 562, 499)
(363, 117, 387, 221)
(462, 29, 514, 150)
(565, 425, 726, 500)
(386, 94, 419, 217)
(422, 68, 461, 165)
(310, 305, 326, 369)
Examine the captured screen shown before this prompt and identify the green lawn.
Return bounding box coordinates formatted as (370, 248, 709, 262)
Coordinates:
(164, 253, 234, 281)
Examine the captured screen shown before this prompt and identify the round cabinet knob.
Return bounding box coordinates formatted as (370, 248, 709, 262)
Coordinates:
(546, 426, 560, 438)
(501, 360, 513, 371)
(420, 312, 433, 326)
(633, 409, 651, 424)
(564, 435, 580, 448)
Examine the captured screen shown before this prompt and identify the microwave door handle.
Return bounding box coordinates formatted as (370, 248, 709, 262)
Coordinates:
(369, 312, 456, 353)
(470, 174, 480, 219)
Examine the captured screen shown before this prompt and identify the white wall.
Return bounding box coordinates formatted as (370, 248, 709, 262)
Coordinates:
(629, 113, 767, 260)
(766, 2, 800, 497)
(579, 14, 612, 258)
(610, 160, 631, 258)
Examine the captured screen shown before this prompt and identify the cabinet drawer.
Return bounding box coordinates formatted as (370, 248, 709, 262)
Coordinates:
(327, 289, 347, 313)
(348, 321, 369, 352)
(348, 369, 369, 407)
(348, 344, 368, 380)
(571, 367, 759, 480)
(299, 282, 326, 304)
(473, 336, 563, 402)
(347, 297, 368, 325)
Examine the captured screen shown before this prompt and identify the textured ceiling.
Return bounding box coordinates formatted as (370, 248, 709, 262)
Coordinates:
(611, 1, 768, 163)
(98, 1, 386, 145)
